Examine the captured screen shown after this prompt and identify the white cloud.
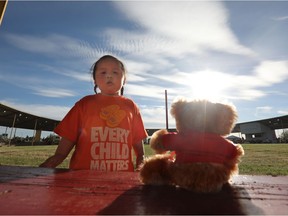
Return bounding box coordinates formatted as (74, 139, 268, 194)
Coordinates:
(110, 1, 256, 57)
(140, 105, 169, 129)
(226, 60, 288, 100)
(254, 60, 288, 86)
(3, 1, 262, 104)
(126, 84, 166, 99)
(4, 33, 102, 60)
(272, 16, 288, 21)
(124, 60, 153, 82)
(255, 106, 273, 117)
(0, 72, 79, 98)
(133, 59, 288, 102)
(278, 110, 288, 115)
(40, 64, 93, 82)
(32, 88, 75, 98)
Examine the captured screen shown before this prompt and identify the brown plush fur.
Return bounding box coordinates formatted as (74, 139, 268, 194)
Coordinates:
(139, 98, 244, 193)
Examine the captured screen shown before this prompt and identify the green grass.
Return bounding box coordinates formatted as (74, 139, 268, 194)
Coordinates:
(0, 144, 287, 175)
(239, 144, 288, 176)
(0, 145, 71, 169)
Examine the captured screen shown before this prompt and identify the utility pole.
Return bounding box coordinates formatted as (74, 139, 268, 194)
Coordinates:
(0, 0, 8, 26)
(165, 90, 168, 130)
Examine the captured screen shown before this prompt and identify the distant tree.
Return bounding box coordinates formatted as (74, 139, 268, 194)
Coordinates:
(279, 130, 288, 143)
(0, 133, 9, 143)
(11, 136, 23, 143)
(1, 133, 8, 137)
(43, 134, 60, 145)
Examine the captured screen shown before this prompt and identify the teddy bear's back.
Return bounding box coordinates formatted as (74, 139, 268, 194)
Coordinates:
(162, 131, 237, 164)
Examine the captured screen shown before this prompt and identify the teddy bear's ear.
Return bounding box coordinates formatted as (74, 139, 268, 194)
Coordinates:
(170, 98, 187, 119)
(213, 103, 238, 136)
(170, 99, 190, 132)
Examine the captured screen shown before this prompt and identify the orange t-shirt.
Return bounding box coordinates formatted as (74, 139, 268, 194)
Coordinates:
(54, 94, 148, 171)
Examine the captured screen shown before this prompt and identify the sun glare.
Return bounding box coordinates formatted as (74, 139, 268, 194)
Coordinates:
(187, 70, 232, 101)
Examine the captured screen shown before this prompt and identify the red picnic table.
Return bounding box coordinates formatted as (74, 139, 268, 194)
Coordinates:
(0, 165, 287, 215)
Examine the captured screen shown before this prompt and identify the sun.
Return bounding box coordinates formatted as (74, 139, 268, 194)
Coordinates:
(187, 70, 232, 101)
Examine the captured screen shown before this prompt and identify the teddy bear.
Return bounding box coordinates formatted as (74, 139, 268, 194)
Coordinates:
(139, 98, 244, 193)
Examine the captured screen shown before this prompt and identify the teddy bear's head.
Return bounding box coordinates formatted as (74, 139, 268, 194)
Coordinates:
(170, 98, 237, 136)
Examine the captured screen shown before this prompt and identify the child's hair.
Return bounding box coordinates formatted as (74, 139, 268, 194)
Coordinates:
(91, 55, 126, 95)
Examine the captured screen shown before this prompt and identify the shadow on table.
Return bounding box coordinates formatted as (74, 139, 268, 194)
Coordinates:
(97, 183, 264, 215)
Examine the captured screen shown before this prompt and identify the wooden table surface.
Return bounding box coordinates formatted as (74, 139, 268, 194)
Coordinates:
(0, 165, 287, 215)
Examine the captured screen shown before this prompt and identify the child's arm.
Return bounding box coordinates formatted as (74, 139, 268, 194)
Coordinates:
(39, 137, 75, 168)
(133, 140, 145, 171)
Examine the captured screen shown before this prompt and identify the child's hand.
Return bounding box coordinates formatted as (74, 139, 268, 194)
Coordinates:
(135, 155, 144, 172)
(39, 154, 66, 168)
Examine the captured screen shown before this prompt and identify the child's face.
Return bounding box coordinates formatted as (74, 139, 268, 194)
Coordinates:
(94, 58, 126, 96)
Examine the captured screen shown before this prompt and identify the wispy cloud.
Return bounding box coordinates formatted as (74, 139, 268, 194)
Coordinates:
(38, 64, 93, 82)
(3, 33, 103, 60)
(254, 60, 288, 86)
(255, 106, 273, 117)
(272, 16, 288, 21)
(3, 0, 287, 103)
(278, 110, 288, 115)
(230, 60, 288, 100)
(126, 60, 288, 102)
(32, 88, 75, 98)
(0, 71, 79, 98)
(110, 1, 256, 57)
(140, 105, 169, 129)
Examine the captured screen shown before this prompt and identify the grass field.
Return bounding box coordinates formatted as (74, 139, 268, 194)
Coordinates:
(0, 144, 287, 175)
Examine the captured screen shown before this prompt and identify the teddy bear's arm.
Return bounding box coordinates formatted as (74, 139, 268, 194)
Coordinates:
(149, 129, 170, 154)
(149, 129, 182, 155)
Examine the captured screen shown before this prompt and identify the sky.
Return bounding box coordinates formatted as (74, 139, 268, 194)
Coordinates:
(1, 0, 288, 138)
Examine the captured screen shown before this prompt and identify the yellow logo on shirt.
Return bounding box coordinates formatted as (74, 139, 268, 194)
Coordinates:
(100, 105, 126, 127)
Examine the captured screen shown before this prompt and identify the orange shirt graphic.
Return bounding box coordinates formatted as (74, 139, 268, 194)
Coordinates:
(54, 94, 147, 171)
